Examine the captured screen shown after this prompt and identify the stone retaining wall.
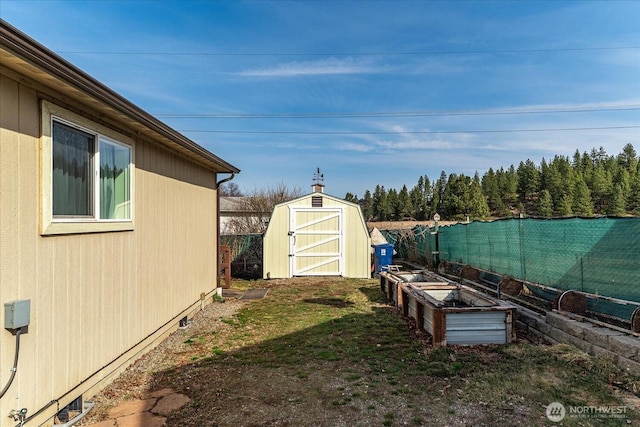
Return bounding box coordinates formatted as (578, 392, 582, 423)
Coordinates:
(516, 306, 640, 373)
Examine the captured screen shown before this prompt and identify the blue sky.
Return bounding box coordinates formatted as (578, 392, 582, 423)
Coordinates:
(2, 0, 639, 198)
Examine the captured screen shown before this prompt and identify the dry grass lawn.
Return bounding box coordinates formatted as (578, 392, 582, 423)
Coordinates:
(82, 277, 640, 427)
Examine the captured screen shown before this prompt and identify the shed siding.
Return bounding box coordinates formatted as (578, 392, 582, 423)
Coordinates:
(343, 203, 371, 278)
(263, 204, 291, 278)
(0, 71, 218, 422)
(263, 193, 370, 279)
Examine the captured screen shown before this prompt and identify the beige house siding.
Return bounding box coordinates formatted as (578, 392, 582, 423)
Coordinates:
(0, 21, 237, 427)
(263, 193, 371, 279)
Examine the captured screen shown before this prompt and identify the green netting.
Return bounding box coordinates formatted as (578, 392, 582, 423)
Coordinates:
(439, 217, 640, 303)
(380, 227, 437, 267)
(221, 234, 256, 259)
(380, 230, 399, 249)
(220, 233, 264, 279)
(412, 225, 435, 260)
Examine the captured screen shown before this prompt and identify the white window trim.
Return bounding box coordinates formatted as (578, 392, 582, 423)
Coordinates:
(41, 100, 135, 235)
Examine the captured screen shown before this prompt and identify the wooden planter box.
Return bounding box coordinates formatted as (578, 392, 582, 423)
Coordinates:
(382, 270, 517, 346)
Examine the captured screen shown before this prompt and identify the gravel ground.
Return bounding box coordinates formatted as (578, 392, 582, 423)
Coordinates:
(79, 298, 245, 425)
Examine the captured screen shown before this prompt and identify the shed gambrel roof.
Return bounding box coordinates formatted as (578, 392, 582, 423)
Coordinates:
(273, 191, 364, 211)
(0, 19, 239, 174)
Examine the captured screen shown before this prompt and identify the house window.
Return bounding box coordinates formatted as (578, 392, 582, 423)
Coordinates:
(41, 101, 134, 235)
(98, 138, 131, 219)
(52, 121, 94, 217)
(52, 120, 131, 220)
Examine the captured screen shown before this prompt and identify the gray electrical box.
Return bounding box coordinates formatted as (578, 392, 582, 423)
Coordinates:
(4, 299, 31, 329)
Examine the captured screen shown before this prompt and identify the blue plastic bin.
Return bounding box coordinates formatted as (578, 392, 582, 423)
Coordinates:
(373, 243, 394, 273)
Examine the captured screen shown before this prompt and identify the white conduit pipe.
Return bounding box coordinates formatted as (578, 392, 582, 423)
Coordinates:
(56, 401, 96, 427)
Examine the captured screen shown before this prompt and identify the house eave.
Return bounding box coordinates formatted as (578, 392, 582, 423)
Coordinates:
(0, 19, 240, 174)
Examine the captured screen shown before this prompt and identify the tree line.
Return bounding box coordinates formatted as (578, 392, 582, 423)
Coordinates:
(344, 144, 640, 221)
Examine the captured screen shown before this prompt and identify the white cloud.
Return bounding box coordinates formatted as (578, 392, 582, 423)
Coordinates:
(333, 142, 373, 152)
(235, 57, 386, 77)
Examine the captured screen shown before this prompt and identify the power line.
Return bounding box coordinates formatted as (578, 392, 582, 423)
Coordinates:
(58, 46, 640, 57)
(156, 105, 640, 119)
(177, 125, 640, 135)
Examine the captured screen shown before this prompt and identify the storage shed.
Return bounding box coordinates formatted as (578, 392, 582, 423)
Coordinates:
(263, 184, 371, 278)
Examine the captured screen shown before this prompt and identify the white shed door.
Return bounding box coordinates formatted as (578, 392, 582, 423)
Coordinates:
(289, 207, 343, 276)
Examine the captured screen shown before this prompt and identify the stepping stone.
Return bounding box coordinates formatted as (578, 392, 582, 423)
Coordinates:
(152, 393, 191, 416)
(107, 398, 156, 418)
(116, 412, 166, 427)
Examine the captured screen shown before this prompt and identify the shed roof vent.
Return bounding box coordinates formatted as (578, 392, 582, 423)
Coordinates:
(312, 196, 323, 207)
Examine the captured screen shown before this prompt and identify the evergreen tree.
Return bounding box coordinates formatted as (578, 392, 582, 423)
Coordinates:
(356, 144, 639, 220)
(589, 164, 612, 214)
(344, 192, 359, 203)
(469, 172, 490, 220)
(558, 193, 573, 217)
(432, 171, 448, 217)
(361, 190, 373, 220)
(609, 184, 626, 216)
(590, 146, 608, 165)
(498, 165, 519, 208)
(372, 185, 387, 220)
(410, 176, 428, 220)
(618, 143, 638, 174)
(571, 149, 582, 169)
(422, 174, 433, 219)
(541, 157, 562, 208)
(517, 159, 540, 202)
(612, 167, 631, 204)
(387, 188, 399, 220)
(579, 151, 594, 185)
(482, 168, 505, 215)
(442, 173, 463, 220)
(397, 185, 414, 219)
(441, 173, 489, 221)
(545, 156, 575, 215)
(572, 175, 593, 216)
(537, 189, 554, 218)
(628, 171, 640, 215)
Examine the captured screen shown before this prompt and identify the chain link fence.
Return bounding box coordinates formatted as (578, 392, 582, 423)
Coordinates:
(381, 217, 640, 332)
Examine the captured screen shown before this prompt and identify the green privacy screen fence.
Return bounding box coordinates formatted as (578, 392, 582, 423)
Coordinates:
(224, 218, 640, 306)
(382, 217, 640, 304)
